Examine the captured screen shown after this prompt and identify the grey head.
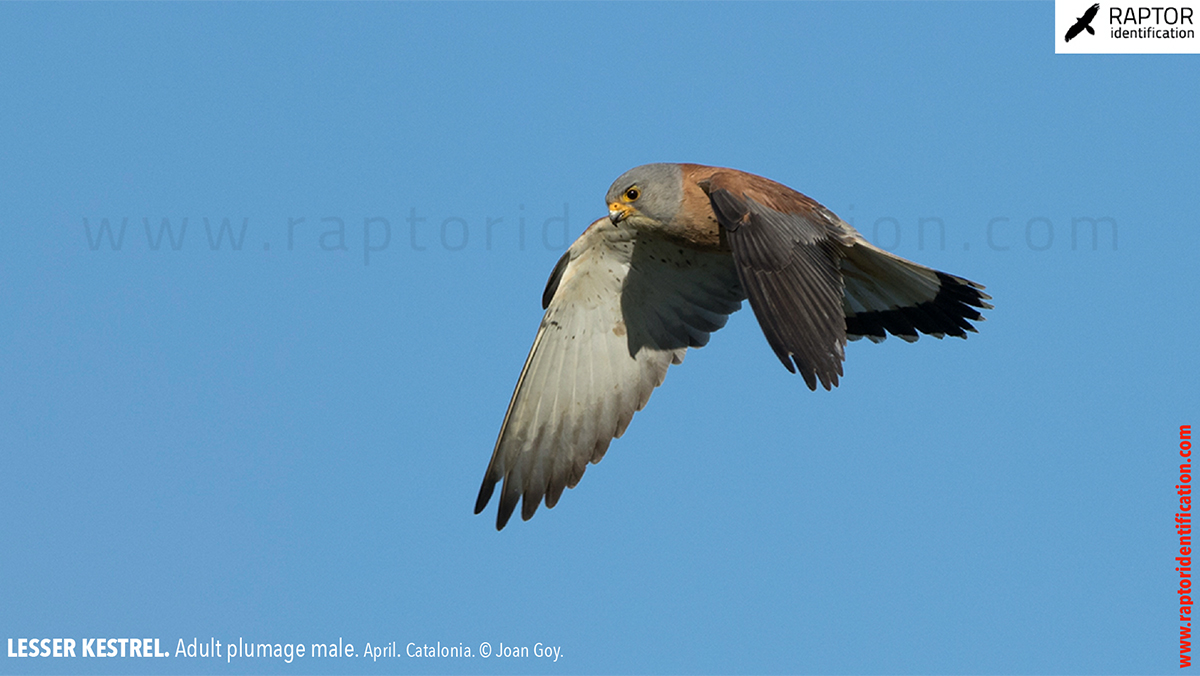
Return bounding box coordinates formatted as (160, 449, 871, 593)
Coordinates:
(605, 163, 684, 226)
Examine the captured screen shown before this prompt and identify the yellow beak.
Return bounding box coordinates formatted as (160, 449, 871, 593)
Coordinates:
(608, 202, 634, 224)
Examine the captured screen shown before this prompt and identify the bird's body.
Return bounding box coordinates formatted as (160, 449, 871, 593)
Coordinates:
(476, 163, 991, 529)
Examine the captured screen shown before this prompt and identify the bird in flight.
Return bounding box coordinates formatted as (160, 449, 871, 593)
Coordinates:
(1065, 3, 1100, 42)
(475, 163, 991, 529)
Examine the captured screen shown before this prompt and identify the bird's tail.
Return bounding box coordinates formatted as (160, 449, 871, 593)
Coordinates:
(839, 241, 992, 343)
(1086, 25, 1095, 34)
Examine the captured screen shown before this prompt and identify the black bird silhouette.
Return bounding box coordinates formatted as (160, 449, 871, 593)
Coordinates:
(1065, 3, 1100, 42)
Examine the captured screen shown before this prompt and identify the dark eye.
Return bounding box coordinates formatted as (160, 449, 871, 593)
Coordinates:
(624, 187, 640, 201)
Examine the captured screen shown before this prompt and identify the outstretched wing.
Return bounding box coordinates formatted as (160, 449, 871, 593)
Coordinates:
(701, 170, 991, 389)
(701, 171, 851, 391)
(475, 218, 743, 529)
(1065, 21, 1084, 41)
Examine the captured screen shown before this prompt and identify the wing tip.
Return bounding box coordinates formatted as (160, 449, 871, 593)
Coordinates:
(495, 495, 519, 530)
(781, 353, 840, 391)
(479, 474, 572, 530)
(474, 478, 496, 515)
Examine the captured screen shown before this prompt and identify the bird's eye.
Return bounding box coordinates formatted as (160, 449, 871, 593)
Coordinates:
(624, 187, 640, 201)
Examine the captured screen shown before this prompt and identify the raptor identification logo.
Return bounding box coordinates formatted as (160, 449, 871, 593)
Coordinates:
(1056, 0, 1200, 52)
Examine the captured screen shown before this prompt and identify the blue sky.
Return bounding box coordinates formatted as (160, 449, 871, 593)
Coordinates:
(0, 2, 1194, 674)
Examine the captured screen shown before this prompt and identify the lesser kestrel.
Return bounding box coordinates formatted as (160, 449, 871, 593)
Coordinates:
(476, 163, 991, 529)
